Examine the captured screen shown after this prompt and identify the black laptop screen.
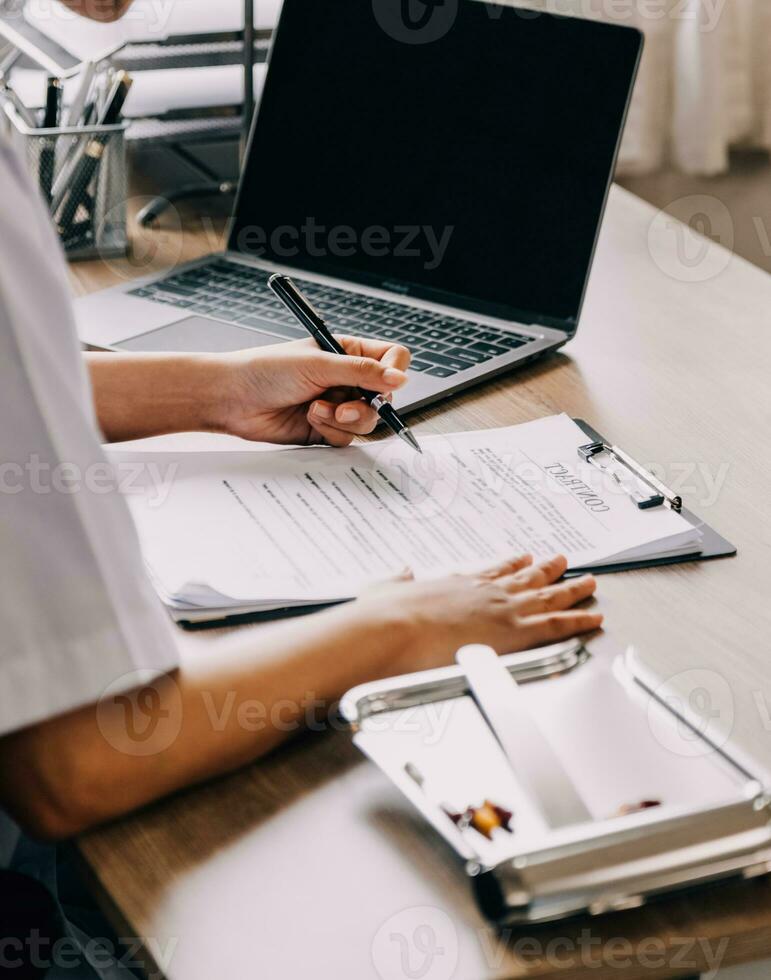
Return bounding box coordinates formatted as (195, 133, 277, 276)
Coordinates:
(229, 0, 641, 330)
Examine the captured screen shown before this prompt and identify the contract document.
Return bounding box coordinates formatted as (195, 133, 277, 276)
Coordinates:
(113, 415, 702, 622)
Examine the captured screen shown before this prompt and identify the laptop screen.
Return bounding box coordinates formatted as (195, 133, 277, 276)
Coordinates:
(229, 0, 641, 331)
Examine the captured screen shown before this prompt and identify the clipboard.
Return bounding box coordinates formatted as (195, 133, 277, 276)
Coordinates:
(341, 633, 771, 925)
(177, 416, 737, 628)
(567, 419, 736, 576)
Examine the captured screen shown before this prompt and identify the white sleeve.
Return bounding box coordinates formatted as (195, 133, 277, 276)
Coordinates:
(0, 139, 180, 737)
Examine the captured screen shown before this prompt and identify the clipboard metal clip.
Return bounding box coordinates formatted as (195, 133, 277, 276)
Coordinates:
(578, 442, 682, 512)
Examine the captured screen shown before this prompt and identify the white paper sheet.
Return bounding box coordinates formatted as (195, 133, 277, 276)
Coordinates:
(9, 63, 267, 118)
(111, 415, 701, 614)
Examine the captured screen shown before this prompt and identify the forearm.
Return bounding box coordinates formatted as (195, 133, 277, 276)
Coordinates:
(0, 554, 602, 839)
(0, 602, 409, 840)
(86, 352, 228, 442)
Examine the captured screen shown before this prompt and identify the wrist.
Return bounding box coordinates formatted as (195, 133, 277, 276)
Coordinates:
(341, 592, 424, 680)
(152, 353, 234, 434)
(191, 354, 243, 434)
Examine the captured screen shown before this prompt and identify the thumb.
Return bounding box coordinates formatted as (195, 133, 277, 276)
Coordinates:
(308, 351, 408, 393)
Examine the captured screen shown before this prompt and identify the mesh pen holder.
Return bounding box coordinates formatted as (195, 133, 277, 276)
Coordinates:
(2, 100, 129, 261)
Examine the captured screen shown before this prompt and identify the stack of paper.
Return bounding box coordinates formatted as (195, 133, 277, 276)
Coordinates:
(113, 415, 703, 623)
(8, 63, 267, 118)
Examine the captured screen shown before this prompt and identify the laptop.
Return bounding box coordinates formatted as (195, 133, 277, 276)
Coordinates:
(75, 0, 642, 414)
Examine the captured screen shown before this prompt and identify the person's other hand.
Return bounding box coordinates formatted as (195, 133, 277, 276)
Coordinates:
(213, 337, 411, 446)
(354, 554, 602, 672)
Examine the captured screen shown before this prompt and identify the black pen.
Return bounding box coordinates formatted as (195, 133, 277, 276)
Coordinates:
(56, 71, 132, 236)
(268, 274, 422, 454)
(42, 75, 62, 127)
(39, 76, 62, 205)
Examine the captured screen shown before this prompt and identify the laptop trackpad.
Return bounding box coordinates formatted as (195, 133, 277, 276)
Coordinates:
(115, 317, 281, 353)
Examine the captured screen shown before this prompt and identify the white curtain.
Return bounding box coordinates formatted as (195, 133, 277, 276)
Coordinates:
(511, 0, 771, 175)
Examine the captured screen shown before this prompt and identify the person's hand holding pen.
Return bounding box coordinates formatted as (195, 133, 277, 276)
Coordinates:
(87, 339, 412, 445)
(218, 337, 411, 446)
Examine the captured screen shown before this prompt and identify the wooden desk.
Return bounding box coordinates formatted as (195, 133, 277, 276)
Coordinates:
(72, 186, 771, 980)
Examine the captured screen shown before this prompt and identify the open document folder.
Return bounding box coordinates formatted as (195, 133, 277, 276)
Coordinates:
(111, 415, 706, 623)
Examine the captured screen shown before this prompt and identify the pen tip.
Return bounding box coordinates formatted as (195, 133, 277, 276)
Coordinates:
(399, 428, 422, 454)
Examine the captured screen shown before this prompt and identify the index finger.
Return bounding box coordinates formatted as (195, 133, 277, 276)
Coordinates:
(336, 335, 411, 372)
(499, 554, 568, 593)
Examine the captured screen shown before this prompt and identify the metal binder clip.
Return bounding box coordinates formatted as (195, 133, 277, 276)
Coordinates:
(578, 442, 682, 512)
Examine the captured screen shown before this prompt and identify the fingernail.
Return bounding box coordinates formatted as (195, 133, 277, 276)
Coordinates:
(383, 368, 406, 387)
(312, 401, 332, 420)
(338, 406, 360, 423)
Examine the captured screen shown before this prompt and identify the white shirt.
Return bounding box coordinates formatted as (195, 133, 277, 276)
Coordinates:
(0, 138, 179, 864)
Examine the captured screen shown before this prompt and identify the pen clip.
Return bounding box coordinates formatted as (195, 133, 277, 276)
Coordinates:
(269, 273, 326, 325)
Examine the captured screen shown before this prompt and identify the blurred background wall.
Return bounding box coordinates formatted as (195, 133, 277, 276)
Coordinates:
(517, 0, 771, 273)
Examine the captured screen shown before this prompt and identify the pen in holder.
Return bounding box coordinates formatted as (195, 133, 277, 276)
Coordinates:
(1, 99, 128, 260)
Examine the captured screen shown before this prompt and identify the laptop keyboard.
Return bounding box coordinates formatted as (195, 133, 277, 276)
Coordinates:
(128, 260, 536, 378)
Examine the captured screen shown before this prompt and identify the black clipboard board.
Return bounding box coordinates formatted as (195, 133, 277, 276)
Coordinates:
(566, 419, 736, 576)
